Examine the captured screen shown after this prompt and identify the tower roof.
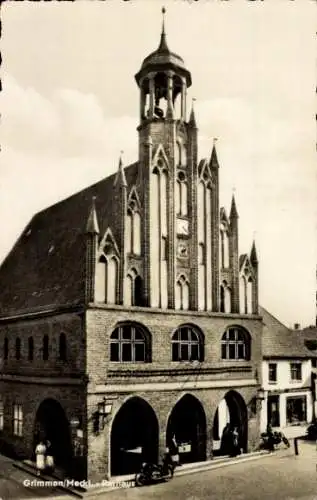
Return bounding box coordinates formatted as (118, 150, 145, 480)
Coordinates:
(229, 194, 239, 219)
(135, 8, 192, 87)
(250, 240, 258, 264)
(210, 143, 219, 169)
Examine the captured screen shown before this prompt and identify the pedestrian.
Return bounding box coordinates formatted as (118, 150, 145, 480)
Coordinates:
(230, 427, 240, 457)
(220, 423, 231, 455)
(35, 440, 46, 476)
(45, 440, 55, 474)
(169, 434, 180, 466)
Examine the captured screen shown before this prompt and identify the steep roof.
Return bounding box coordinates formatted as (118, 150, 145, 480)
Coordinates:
(0, 162, 138, 317)
(260, 306, 317, 359)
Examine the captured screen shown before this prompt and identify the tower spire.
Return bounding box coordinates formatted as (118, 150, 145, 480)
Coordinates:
(189, 98, 197, 128)
(158, 7, 169, 53)
(250, 239, 258, 265)
(210, 138, 219, 169)
(230, 193, 239, 219)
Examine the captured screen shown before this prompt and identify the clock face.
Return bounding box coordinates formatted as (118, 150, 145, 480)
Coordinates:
(177, 242, 189, 258)
(176, 219, 189, 236)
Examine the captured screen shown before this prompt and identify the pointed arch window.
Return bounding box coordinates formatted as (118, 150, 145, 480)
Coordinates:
(220, 282, 231, 313)
(96, 237, 119, 305)
(28, 336, 34, 361)
(110, 323, 151, 362)
(240, 275, 247, 314)
(221, 326, 251, 360)
(15, 338, 21, 361)
(127, 205, 141, 256)
(220, 224, 229, 269)
(247, 278, 253, 314)
(172, 325, 204, 362)
(176, 171, 188, 216)
(126, 269, 143, 307)
(175, 275, 190, 311)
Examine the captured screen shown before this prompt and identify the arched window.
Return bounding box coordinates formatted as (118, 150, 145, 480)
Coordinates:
(175, 275, 189, 311)
(28, 336, 34, 361)
(96, 253, 119, 305)
(59, 333, 67, 361)
(221, 326, 251, 360)
(126, 269, 143, 307)
(176, 171, 188, 216)
(172, 325, 204, 362)
(107, 257, 118, 304)
(220, 282, 231, 313)
(133, 212, 141, 255)
(4, 337, 8, 360)
(220, 225, 229, 268)
(126, 212, 132, 254)
(110, 323, 151, 362)
(43, 334, 49, 361)
(15, 338, 21, 361)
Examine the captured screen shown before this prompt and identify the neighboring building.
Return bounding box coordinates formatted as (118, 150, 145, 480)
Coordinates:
(0, 14, 263, 481)
(260, 307, 316, 433)
(301, 325, 317, 418)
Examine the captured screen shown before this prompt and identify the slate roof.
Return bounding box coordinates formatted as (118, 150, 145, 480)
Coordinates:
(260, 306, 317, 359)
(0, 162, 139, 317)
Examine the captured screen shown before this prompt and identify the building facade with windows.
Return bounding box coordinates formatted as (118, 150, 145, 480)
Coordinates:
(260, 307, 315, 433)
(0, 16, 262, 481)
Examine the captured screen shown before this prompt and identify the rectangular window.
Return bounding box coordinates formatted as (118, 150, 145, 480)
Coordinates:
(268, 363, 277, 383)
(13, 404, 23, 437)
(286, 396, 307, 424)
(0, 401, 4, 431)
(290, 363, 302, 382)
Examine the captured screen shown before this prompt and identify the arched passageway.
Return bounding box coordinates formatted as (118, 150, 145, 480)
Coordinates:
(166, 394, 207, 464)
(33, 399, 72, 469)
(212, 390, 248, 456)
(110, 397, 159, 476)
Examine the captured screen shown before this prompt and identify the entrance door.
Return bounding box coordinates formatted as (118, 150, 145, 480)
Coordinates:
(267, 395, 280, 427)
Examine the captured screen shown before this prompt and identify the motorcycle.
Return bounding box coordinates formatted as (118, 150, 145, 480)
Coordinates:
(135, 453, 175, 486)
(260, 430, 290, 451)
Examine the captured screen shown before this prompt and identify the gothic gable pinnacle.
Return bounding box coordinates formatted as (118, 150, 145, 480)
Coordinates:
(86, 197, 100, 235)
(250, 240, 258, 264)
(113, 154, 127, 188)
(98, 227, 120, 258)
(210, 143, 219, 169)
(229, 194, 239, 219)
(189, 99, 197, 128)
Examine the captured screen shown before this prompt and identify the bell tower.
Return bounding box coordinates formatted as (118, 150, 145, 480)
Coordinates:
(135, 8, 216, 311)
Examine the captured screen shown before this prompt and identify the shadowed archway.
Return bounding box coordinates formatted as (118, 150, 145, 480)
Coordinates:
(110, 397, 159, 476)
(212, 390, 248, 456)
(166, 394, 207, 464)
(33, 398, 72, 469)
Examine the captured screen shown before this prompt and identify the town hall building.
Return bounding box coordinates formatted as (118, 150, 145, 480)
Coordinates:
(0, 13, 263, 481)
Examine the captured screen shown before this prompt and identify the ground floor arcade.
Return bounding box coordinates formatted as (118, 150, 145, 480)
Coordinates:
(87, 383, 260, 481)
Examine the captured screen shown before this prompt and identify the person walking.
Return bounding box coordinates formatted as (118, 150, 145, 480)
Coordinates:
(230, 427, 241, 457)
(35, 440, 46, 476)
(45, 439, 55, 474)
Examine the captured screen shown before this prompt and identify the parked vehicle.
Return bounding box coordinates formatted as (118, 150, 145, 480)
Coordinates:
(306, 421, 317, 440)
(135, 453, 175, 486)
(260, 430, 290, 451)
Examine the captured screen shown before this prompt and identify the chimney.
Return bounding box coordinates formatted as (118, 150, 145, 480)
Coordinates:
(294, 323, 300, 330)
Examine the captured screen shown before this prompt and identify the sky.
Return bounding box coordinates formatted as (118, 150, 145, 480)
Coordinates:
(1, 1, 316, 328)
